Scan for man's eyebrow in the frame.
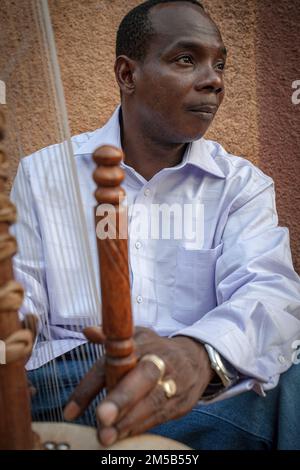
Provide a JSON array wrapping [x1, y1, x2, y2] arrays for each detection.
[[222, 46, 228, 57], [166, 40, 228, 57]]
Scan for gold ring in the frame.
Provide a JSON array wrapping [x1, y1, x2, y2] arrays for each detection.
[[140, 354, 166, 381], [158, 379, 177, 399]]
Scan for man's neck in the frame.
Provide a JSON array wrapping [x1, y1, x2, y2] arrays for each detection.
[[120, 109, 187, 181]]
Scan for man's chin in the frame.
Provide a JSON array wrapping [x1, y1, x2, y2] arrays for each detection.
[[179, 122, 213, 143], [181, 129, 208, 143], [163, 123, 210, 144]]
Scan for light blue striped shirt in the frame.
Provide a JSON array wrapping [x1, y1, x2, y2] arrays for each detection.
[[11, 107, 300, 402]]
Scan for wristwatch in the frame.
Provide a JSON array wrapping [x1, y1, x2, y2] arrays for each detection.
[[201, 344, 239, 401]]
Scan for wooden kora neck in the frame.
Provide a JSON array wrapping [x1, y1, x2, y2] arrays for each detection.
[[93, 145, 137, 390]]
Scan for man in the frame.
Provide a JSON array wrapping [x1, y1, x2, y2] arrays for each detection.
[[11, 0, 300, 449]]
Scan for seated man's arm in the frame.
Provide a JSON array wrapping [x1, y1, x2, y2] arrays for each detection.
[[10, 159, 49, 340], [171, 177, 300, 401]]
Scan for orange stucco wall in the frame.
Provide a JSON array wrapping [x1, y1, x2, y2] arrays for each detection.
[[0, 0, 299, 271]]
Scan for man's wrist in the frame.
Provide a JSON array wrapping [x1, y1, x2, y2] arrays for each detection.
[[171, 335, 215, 384], [171, 336, 239, 401]]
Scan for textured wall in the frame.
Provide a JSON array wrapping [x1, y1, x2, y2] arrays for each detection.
[[255, 0, 300, 273], [0, 0, 299, 271]]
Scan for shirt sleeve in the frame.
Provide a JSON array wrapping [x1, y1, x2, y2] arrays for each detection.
[[170, 177, 300, 402], [10, 159, 49, 335]]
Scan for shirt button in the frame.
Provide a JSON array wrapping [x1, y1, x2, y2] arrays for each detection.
[[135, 241, 142, 250], [278, 354, 286, 364], [144, 188, 151, 197], [136, 295, 143, 304]]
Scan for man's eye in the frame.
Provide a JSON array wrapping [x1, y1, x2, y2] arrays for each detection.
[[176, 55, 194, 65], [216, 62, 225, 71]]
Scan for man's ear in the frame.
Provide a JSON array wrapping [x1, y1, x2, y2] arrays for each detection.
[[114, 56, 138, 96]]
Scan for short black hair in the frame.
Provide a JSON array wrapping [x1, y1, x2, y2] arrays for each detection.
[[116, 0, 205, 61]]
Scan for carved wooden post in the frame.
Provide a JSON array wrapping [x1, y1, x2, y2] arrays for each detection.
[[0, 109, 34, 449], [93, 145, 137, 390]]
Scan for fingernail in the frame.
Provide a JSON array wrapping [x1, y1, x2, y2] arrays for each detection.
[[97, 402, 118, 426], [99, 427, 117, 447], [64, 401, 80, 421]]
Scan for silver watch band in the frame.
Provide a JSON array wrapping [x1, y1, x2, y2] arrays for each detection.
[[202, 344, 239, 400]]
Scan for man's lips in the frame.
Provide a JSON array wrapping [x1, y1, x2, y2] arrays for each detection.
[[187, 104, 218, 114], [186, 104, 218, 121]]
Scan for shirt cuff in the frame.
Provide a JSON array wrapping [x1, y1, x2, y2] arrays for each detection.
[[198, 378, 266, 405], [169, 317, 289, 402]]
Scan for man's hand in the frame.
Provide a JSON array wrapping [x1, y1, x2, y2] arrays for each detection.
[[4, 314, 38, 365], [64, 327, 214, 446]]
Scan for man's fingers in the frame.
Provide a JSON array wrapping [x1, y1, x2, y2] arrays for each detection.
[[97, 359, 162, 427], [114, 383, 169, 439], [83, 326, 106, 344], [5, 329, 33, 363], [22, 314, 38, 342], [83, 325, 156, 348], [83, 326, 153, 346], [64, 356, 106, 421], [99, 382, 177, 446], [127, 405, 176, 439], [65, 327, 162, 423]]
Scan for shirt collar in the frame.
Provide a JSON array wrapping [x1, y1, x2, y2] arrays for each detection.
[[184, 139, 225, 178], [73, 106, 121, 156], [74, 105, 225, 179]]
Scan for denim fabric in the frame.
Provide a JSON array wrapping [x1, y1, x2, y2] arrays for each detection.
[[150, 364, 300, 449], [28, 347, 300, 450]]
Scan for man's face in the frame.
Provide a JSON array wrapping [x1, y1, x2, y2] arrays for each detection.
[[132, 3, 226, 143]]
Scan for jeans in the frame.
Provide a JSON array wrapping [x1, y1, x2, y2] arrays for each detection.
[[28, 346, 300, 450], [150, 364, 300, 450]]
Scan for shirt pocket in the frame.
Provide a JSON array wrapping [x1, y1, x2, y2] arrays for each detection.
[[171, 242, 223, 325]]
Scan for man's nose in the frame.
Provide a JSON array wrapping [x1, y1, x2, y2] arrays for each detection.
[[194, 66, 224, 94]]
